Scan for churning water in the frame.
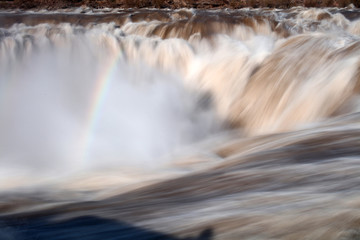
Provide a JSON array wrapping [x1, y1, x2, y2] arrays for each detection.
[[0, 6, 360, 240]]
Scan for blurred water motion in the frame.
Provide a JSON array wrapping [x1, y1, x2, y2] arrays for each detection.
[[1, 6, 360, 240]]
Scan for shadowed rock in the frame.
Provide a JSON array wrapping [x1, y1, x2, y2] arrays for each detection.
[[0, 216, 213, 240]]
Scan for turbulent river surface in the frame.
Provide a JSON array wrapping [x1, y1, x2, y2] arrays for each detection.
[[1, 6, 360, 240]]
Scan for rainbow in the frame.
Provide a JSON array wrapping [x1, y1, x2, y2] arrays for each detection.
[[79, 52, 123, 165]]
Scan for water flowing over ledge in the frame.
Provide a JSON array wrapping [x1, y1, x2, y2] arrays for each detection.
[[1, 7, 360, 240]]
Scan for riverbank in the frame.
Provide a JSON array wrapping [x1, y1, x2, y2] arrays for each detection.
[[0, 0, 359, 10]]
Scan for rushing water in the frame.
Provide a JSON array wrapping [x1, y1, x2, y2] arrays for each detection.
[[1, 6, 360, 240]]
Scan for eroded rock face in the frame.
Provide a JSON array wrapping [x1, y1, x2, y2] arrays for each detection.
[[0, 0, 359, 10]]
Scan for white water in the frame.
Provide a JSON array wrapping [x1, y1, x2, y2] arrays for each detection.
[[0, 37, 221, 186], [0, 7, 360, 190]]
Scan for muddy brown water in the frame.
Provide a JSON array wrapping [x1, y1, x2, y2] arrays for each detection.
[[1, 7, 360, 240]]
